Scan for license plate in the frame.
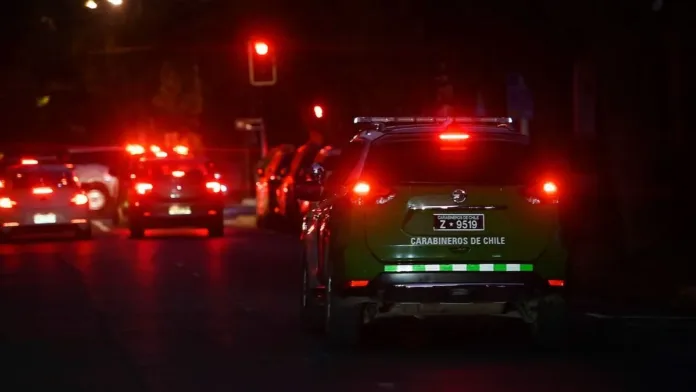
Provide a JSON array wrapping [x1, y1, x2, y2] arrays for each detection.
[[168, 205, 191, 215], [33, 213, 57, 224], [433, 214, 484, 231]]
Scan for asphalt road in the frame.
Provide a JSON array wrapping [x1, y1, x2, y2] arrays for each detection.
[[1, 219, 694, 392]]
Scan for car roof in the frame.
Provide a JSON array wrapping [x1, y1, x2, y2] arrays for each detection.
[[353, 124, 530, 145], [7, 164, 72, 173]]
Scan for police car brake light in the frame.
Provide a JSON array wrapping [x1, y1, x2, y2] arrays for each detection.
[[439, 133, 470, 141], [21, 158, 39, 165], [172, 170, 185, 178], [542, 181, 558, 194], [350, 181, 395, 206], [524, 180, 559, 204], [32, 186, 53, 195], [0, 197, 15, 208]]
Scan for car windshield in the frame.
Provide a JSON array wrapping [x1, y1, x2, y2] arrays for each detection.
[[8, 169, 77, 189], [363, 139, 536, 185]]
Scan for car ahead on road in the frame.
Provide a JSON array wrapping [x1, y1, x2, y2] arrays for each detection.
[[298, 116, 567, 347], [296, 145, 341, 218], [125, 150, 225, 238], [256, 144, 295, 229], [275, 142, 323, 232], [0, 158, 91, 240]]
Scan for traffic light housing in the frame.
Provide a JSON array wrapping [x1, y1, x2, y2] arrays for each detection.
[[248, 40, 277, 86]]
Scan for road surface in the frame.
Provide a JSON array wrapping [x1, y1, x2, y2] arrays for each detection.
[[0, 219, 693, 391]]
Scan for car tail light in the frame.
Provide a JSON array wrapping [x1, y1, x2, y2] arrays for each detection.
[[71, 193, 89, 205], [32, 186, 53, 195], [21, 158, 39, 165], [126, 144, 145, 155], [173, 145, 189, 155], [0, 180, 4, 188], [135, 182, 153, 195], [524, 180, 559, 204], [206, 181, 221, 193], [172, 170, 185, 178], [155, 151, 168, 158], [439, 133, 470, 141], [0, 197, 15, 208], [350, 180, 395, 205]]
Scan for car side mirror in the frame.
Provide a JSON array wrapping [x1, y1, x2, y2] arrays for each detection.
[[295, 163, 325, 201], [307, 163, 325, 184]]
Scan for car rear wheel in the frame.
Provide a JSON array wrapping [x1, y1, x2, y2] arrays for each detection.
[[519, 293, 569, 349], [301, 262, 324, 332], [129, 225, 145, 239], [75, 224, 92, 240], [324, 277, 365, 347], [208, 220, 224, 237], [84, 183, 111, 214]]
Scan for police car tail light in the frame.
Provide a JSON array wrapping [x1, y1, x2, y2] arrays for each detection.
[[524, 180, 559, 204], [439, 133, 470, 141], [32, 186, 53, 195], [0, 197, 16, 208], [350, 181, 395, 206], [71, 193, 89, 205], [135, 182, 153, 195], [206, 181, 222, 193]]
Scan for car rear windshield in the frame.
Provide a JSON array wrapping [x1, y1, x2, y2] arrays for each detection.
[[135, 161, 208, 180], [363, 140, 536, 185], [9, 170, 77, 189]]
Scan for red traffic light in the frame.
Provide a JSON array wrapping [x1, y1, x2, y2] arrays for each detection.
[[313, 105, 323, 118], [254, 42, 269, 56]]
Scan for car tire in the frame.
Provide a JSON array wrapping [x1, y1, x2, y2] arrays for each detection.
[[324, 278, 364, 347], [208, 220, 224, 237], [83, 183, 111, 214], [301, 262, 324, 333], [256, 215, 266, 229], [523, 293, 569, 350], [129, 225, 145, 239], [75, 224, 92, 240]]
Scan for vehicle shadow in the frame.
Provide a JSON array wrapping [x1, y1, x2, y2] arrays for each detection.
[[0, 254, 148, 391]]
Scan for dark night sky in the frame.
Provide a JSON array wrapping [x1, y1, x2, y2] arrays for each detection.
[[0, 0, 687, 148]]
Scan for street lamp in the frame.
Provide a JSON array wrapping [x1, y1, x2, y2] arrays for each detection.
[[107, 0, 123, 5], [85, 0, 97, 9]]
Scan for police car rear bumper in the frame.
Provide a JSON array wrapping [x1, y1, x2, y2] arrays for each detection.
[[339, 272, 557, 304]]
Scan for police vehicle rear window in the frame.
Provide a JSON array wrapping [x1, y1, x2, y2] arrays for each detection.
[[363, 140, 535, 185], [9, 170, 77, 189]]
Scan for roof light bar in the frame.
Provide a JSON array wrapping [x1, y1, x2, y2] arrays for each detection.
[[353, 116, 513, 125]]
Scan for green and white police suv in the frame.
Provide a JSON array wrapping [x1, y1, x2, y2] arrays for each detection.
[[298, 116, 568, 346]]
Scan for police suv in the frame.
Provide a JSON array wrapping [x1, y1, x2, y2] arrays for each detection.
[[298, 116, 567, 346], [0, 158, 91, 240]]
